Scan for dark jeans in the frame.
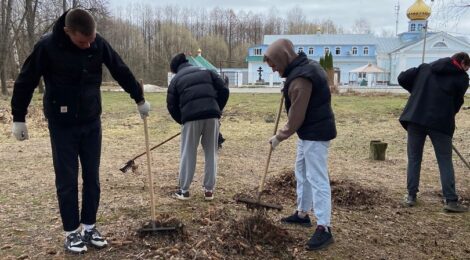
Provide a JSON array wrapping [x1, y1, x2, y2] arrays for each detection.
[[48, 119, 102, 231], [406, 123, 458, 202]]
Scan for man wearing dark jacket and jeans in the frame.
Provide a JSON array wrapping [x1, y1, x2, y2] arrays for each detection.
[[167, 53, 229, 201], [398, 52, 470, 212], [11, 9, 150, 253]]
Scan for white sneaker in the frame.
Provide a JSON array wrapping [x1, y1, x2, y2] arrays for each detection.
[[64, 231, 87, 253], [173, 190, 190, 200], [81, 227, 108, 249]]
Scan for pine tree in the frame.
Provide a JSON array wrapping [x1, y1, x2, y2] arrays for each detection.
[[326, 52, 333, 69], [319, 57, 325, 69]]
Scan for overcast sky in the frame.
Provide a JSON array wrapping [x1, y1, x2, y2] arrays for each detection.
[[108, 0, 470, 38]]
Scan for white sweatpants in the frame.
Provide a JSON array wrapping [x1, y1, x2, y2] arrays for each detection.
[[295, 139, 332, 227]]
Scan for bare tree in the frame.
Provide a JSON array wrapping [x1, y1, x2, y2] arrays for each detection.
[[428, 0, 470, 30], [352, 18, 372, 34]]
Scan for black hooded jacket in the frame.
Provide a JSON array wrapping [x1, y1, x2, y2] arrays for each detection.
[[166, 63, 229, 124], [11, 11, 144, 125], [398, 57, 469, 136]]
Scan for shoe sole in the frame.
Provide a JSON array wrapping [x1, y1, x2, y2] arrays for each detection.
[[402, 202, 416, 207], [86, 242, 108, 249], [443, 208, 468, 213], [204, 197, 214, 201], [173, 195, 190, 200], [64, 247, 87, 254], [281, 221, 313, 228], [305, 237, 334, 251]]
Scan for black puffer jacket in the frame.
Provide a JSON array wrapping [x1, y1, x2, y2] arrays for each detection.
[[398, 57, 469, 136], [283, 53, 337, 141], [11, 11, 144, 125], [167, 63, 229, 124]]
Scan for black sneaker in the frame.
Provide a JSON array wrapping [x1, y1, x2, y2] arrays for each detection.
[[280, 211, 312, 227], [64, 231, 87, 254], [82, 227, 108, 249], [173, 190, 190, 200], [403, 194, 417, 207], [306, 225, 334, 251], [443, 201, 468, 213]]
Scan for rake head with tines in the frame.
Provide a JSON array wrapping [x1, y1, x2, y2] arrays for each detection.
[[120, 160, 138, 173], [234, 194, 283, 211]]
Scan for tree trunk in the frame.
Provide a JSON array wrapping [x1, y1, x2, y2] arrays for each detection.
[[25, 0, 43, 93], [1, 66, 7, 96], [369, 140, 388, 161], [0, 0, 13, 96], [326, 68, 338, 94]]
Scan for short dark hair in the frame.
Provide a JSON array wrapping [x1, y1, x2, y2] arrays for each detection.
[[170, 53, 188, 73], [65, 8, 96, 36], [452, 52, 470, 66]]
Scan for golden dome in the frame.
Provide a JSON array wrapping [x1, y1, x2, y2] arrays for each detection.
[[407, 0, 431, 20]]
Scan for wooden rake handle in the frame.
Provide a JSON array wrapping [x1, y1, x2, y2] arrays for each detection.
[[140, 80, 156, 227], [452, 144, 470, 171], [257, 94, 284, 200]]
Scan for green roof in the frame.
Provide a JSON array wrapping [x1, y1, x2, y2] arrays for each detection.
[[187, 56, 204, 67], [194, 55, 218, 72], [245, 56, 264, 62]]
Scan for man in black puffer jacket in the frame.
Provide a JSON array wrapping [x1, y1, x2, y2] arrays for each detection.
[[399, 52, 470, 213], [167, 53, 229, 201], [10, 9, 150, 253]]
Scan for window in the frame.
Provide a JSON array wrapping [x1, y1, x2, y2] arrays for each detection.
[[324, 47, 330, 55], [298, 47, 304, 53], [308, 47, 314, 55], [433, 42, 448, 48], [418, 24, 423, 31], [359, 72, 366, 78], [254, 48, 262, 56], [352, 47, 358, 55], [335, 47, 341, 55], [363, 47, 369, 55], [410, 24, 416, 31]]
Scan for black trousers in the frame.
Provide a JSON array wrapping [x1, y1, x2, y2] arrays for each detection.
[[48, 119, 101, 232], [406, 123, 458, 202]]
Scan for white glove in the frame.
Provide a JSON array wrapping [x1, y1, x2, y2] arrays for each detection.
[[12, 122, 29, 141], [269, 135, 280, 150], [137, 101, 150, 119]]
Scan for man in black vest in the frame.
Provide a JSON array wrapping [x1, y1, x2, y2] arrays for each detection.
[[167, 53, 229, 201], [264, 38, 337, 250], [11, 9, 150, 253], [399, 52, 470, 212]]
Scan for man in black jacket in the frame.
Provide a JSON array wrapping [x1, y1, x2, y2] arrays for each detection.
[[10, 9, 150, 253], [399, 52, 470, 212], [167, 53, 229, 201]]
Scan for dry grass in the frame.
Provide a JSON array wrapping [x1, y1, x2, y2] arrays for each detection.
[[0, 92, 469, 259]]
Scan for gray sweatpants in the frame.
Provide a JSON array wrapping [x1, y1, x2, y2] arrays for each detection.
[[179, 118, 219, 192]]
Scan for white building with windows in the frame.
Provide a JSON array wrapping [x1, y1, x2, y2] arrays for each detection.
[[246, 0, 470, 86]]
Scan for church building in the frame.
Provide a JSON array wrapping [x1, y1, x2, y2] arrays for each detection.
[[246, 0, 470, 86]]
